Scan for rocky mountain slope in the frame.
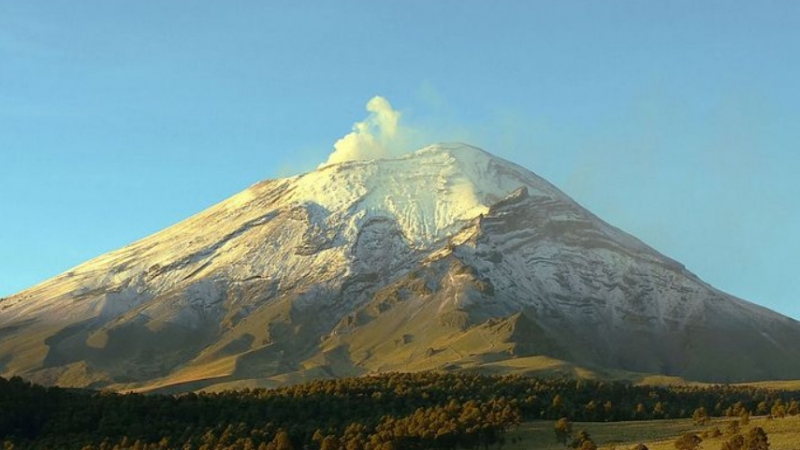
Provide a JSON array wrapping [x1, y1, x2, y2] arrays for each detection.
[[2, 143, 800, 391]]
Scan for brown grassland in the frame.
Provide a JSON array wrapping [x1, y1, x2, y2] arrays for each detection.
[[506, 415, 800, 450]]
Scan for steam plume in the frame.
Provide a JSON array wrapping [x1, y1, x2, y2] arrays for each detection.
[[322, 96, 410, 167]]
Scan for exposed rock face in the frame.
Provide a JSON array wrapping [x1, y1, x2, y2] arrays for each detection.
[[2, 143, 800, 391]]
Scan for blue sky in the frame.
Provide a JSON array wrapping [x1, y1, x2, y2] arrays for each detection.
[[2, 2, 799, 319]]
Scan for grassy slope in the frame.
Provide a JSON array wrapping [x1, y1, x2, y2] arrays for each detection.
[[507, 415, 800, 450], [736, 380, 800, 391]]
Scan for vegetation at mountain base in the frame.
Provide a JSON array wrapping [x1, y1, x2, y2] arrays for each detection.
[[1, 372, 800, 450], [673, 433, 702, 450]]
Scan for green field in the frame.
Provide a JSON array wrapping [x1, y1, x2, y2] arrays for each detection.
[[507, 415, 800, 450]]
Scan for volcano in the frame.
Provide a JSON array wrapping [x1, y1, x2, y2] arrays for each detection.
[[2, 143, 800, 392]]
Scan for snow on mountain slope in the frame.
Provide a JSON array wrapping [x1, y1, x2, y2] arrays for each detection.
[[2, 143, 800, 390], [0, 144, 550, 325], [291, 143, 545, 245]]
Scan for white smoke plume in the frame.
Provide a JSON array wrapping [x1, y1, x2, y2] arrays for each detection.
[[322, 96, 412, 167]]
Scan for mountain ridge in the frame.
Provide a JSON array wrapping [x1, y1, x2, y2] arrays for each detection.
[[2, 143, 800, 391]]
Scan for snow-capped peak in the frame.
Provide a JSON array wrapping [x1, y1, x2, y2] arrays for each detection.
[[286, 143, 557, 247]]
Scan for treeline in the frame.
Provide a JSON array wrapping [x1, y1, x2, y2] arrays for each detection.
[[0, 373, 798, 450]]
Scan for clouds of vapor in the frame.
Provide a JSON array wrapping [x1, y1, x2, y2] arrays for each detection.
[[322, 96, 411, 167]]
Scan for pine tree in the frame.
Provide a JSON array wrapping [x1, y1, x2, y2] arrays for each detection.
[[320, 436, 339, 450], [272, 431, 294, 450], [740, 410, 751, 426], [653, 401, 666, 419], [692, 407, 709, 426], [673, 433, 702, 450], [787, 400, 800, 416], [634, 403, 647, 419], [720, 435, 743, 450], [553, 418, 572, 446], [552, 395, 564, 412], [571, 430, 593, 449], [770, 400, 786, 419], [743, 427, 769, 450]]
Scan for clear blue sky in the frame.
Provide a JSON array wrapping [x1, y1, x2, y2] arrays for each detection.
[[2, 2, 799, 319]]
